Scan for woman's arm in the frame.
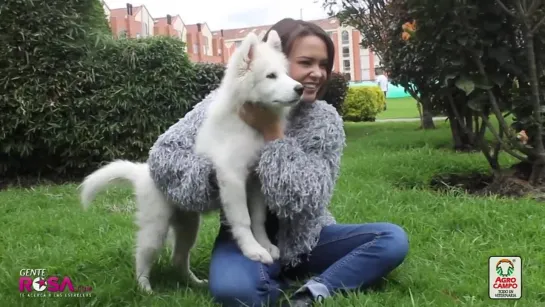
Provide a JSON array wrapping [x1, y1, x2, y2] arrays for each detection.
[[147, 93, 219, 212], [256, 102, 346, 218]]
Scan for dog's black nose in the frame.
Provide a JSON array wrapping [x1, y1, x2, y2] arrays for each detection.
[[294, 84, 304, 96]]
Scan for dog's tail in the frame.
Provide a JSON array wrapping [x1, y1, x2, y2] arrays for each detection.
[[79, 160, 149, 209]]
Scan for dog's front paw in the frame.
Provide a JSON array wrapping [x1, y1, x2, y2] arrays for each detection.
[[242, 245, 274, 264], [263, 243, 280, 260], [255, 236, 280, 260]]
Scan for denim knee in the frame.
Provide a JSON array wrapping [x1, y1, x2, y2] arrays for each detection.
[[209, 280, 255, 306], [209, 274, 276, 307], [382, 223, 409, 265]]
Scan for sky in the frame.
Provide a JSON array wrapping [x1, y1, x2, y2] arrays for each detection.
[[104, 0, 333, 31]]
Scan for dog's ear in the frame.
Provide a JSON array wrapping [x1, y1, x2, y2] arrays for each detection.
[[266, 30, 282, 52], [241, 32, 259, 67]]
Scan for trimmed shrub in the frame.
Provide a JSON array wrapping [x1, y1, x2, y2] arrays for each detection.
[[322, 72, 349, 116], [68, 37, 196, 170], [1, 10, 196, 178], [342, 86, 386, 122], [0, 0, 114, 177], [190, 62, 225, 105]]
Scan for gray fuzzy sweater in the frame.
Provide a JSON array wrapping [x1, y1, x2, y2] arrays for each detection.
[[147, 90, 346, 267]]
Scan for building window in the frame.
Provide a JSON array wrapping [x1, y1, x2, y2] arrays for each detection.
[[342, 30, 349, 44], [343, 59, 351, 70], [193, 44, 198, 54], [203, 36, 209, 55], [343, 73, 351, 81], [342, 47, 350, 58], [235, 40, 242, 48]]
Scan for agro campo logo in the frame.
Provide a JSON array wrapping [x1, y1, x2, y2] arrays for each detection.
[[489, 256, 521, 299], [19, 269, 92, 298]]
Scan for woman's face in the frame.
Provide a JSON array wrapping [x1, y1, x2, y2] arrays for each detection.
[[287, 35, 329, 103]]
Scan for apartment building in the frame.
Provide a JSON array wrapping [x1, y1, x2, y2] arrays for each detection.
[[104, 3, 381, 81], [108, 4, 155, 39], [211, 18, 382, 81], [184, 23, 230, 64], [105, 3, 226, 64]]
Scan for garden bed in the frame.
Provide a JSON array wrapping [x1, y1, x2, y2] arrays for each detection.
[[430, 162, 545, 200]]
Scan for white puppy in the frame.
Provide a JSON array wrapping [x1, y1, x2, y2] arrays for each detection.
[[79, 30, 303, 293], [194, 29, 303, 264]]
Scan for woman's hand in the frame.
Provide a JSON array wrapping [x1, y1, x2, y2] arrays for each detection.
[[239, 103, 284, 141]]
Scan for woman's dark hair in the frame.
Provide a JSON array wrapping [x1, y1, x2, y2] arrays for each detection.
[[262, 18, 336, 100]]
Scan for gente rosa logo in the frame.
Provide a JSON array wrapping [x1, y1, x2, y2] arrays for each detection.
[[19, 269, 93, 297]]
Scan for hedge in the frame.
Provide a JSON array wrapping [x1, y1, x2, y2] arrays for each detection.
[[0, 0, 205, 177], [1, 36, 201, 177], [191, 63, 225, 104], [342, 86, 386, 122]]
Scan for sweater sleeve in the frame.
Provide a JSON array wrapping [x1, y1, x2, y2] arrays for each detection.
[[256, 103, 346, 219], [147, 94, 220, 213]]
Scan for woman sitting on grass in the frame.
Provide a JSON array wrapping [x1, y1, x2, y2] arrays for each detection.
[[147, 18, 409, 307]]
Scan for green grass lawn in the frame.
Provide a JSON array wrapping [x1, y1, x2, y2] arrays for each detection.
[[2, 121, 544, 306], [377, 97, 421, 120]]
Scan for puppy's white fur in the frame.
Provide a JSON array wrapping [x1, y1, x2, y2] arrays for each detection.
[[79, 30, 303, 293]]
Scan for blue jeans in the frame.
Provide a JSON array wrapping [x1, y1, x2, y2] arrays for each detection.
[[208, 222, 409, 306]]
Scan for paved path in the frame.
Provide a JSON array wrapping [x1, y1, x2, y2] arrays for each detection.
[[375, 116, 447, 123]]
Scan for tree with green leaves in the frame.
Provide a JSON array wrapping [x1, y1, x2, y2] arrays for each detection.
[[324, 0, 437, 131], [325, 0, 545, 188]]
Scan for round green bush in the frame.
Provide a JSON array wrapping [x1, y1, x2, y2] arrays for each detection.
[[342, 86, 386, 122]]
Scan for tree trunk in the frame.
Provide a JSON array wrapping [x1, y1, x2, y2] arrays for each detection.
[[446, 104, 461, 148], [422, 109, 435, 129], [416, 101, 424, 128], [446, 98, 475, 151], [463, 104, 476, 145], [420, 97, 436, 129]]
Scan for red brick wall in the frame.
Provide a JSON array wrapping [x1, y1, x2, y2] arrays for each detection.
[[351, 30, 361, 80], [110, 16, 142, 38], [185, 31, 228, 64], [108, 13, 229, 65], [154, 25, 178, 37]]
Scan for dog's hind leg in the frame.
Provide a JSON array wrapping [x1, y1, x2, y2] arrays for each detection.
[[134, 193, 172, 293], [170, 209, 208, 287], [247, 180, 280, 260], [216, 169, 274, 264]]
